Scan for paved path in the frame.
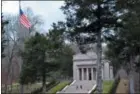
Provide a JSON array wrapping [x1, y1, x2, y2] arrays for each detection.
[[116, 79, 129, 93], [58, 80, 96, 93], [116, 68, 140, 93]]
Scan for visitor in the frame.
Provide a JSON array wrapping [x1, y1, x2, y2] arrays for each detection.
[[80, 85, 82, 89], [76, 86, 78, 89]]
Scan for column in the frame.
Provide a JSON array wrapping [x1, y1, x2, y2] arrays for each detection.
[[82, 68, 84, 80], [91, 68, 93, 80], [102, 65, 104, 80], [83, 68, 87, 80], [88, 68, 92, 80], [93, 68, 96, 80], [86, 68, 89, 80], [79, 68, 82, 80], [77, 68, 79, 80]]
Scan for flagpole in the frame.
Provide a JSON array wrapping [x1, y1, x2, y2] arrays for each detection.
[[19, 1, 24, 94], [19, 0, 24, 41], [19, 0, 21, 10]]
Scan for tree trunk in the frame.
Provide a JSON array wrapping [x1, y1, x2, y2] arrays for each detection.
[[10, 66, 13, 93], [129, 55, 135, 72], [96, 30, 102, 93], [96, 0, 102, 93], [42, 70, 46, 93], [20, 84, 24, 94], [4, 84, 7, 93]]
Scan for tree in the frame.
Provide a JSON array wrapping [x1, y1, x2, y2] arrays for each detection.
[[56, 44, 74, 77], [2, 7, 44, 93], [1, 14, 8, 58], [105, 0, 140, 73], [61, 0, 121, 93], [20, 31, 62, 92], [46, 22, 74, 78]]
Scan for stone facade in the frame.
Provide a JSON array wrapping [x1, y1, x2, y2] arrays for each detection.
[[73, 51, 114, 81], [58, 51, 114, 93]]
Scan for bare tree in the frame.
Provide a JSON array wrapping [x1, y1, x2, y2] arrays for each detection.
[[2, 7, 44, 93]]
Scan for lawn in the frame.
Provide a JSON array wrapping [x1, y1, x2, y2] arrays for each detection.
[[103, 80, 114, 93], [48, 81, 70, 94], [2, 82, 43, 93]]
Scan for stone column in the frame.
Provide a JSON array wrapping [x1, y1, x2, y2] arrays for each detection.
[[87, 68, 89, 80], [82, 68, 84, 80], [102, 65, 104, 80], [77, 68, 79, 80], [73, 63, 76, 80], [91, 68, 94, 80]]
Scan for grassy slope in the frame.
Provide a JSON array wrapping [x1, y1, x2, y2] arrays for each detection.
[[92, 80, 114, 94], [3, 83, 42, 93], [48, 81, 70, 94], [103, 80, 114, 93]]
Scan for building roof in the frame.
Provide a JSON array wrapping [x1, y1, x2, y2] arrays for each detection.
[[73, 51, 107, 61], [73, 51, 97, 61]]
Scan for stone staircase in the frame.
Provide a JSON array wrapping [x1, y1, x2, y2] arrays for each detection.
[[57, 80, 96, 93]]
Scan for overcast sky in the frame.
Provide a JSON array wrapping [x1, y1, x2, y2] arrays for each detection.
[[2, 1, 66, 32]]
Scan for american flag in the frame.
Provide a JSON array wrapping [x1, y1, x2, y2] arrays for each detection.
[[20, 9, 31, 29]]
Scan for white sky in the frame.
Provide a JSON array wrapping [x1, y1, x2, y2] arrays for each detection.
[[2, 1, 66, 32]]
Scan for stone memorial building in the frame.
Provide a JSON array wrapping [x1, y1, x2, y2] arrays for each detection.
[[57, 44, 114, 93]]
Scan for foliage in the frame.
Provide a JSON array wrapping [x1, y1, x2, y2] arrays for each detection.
[[48, 81, 70, 94], [56, 45, 74, 77], [47, 22, 74, 77], [105, 0, 140, 72], [1, 14, 9, 58], [20, 32, 59, 86], [31, 80, 57, 94], [61, 0, 121, 47], [19, 21, 74, 92], [2, 8, 44, 94], [61, 0, 121, 93]]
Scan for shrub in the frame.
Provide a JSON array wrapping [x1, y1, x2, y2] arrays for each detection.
[[31, 80, 57, 94]]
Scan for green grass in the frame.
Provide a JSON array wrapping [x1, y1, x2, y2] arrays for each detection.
[[2, 82, 42, 93], [48, 81, 70, 94], [91, 80, 114, 94], [103, 80, 114, 93]]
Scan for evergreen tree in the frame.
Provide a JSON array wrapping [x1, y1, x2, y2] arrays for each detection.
[[105, 0, 140, 72], [61, 0, 121, 92], [20, 32, 59, 92]]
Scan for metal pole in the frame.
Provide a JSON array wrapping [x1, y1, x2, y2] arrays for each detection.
[[19, 1, 24, 94]]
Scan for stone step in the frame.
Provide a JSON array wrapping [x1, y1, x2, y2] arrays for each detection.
[[59, 81, 96, 93]]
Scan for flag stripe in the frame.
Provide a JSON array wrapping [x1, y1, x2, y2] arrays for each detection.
[[21, 15, 31, 26], [20, 18, 29, 27], [20, 9, 31, 29], [20, 15, 31, 27], [20, 18, 30, 28]]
